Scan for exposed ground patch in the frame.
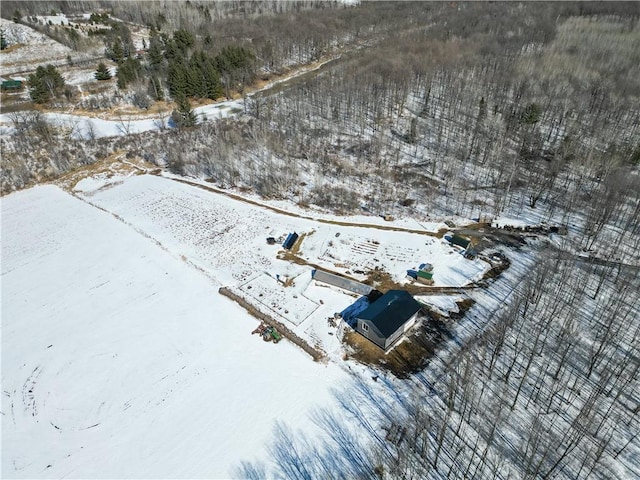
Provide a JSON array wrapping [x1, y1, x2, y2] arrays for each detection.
[[343, 318, 444, 378], [54, 152, 157, 192]]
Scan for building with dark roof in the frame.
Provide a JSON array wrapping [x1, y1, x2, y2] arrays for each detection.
[[311, 269, 373, 296], [355, 290, 422, 350], [282, 232, 299, 250]]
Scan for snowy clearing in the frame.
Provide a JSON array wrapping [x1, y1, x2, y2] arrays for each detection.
[[1, 185, 354, 478], [74, 173, 489, 357], [414, 294, 463, 317]]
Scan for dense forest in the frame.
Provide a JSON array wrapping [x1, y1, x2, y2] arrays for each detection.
[[1, 3, 639, 476]]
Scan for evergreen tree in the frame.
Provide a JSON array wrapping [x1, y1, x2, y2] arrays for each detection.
[[202, 59, 223, 99], [147, 32, 164, 68], [185, 65, 203, 98], [173, 29, 194, 51], [28, 65, 65, 103], [167, 58, 188, 97], [44, 65, 65, 90], [116, 58, 142, 89], [171, 95, 196, 128], [0, 28, 8, 50], [108, 40, 124, 63], [215, 45, 256, 97], [520, 103, 542, 125], [28, 76, 50, 103], [94, 62, 112, 81], [163, 38, 179, 61]]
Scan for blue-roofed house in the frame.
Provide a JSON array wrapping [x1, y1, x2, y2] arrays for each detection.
[[355, 290, 422, 350]]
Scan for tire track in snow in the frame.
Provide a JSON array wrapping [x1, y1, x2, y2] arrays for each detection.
[[21, 366, 43, 419]]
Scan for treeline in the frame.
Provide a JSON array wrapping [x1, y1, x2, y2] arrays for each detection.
[[5, 4, 639, 260], [162, 34, 255, 100], [0, 0, 340, 23], [237, 2, 639, 221], [1, 1, 448, 72], [4, 2, 640, 248], [98, 22, 256, 101]]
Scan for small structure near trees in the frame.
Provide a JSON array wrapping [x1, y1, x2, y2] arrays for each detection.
[[282, 232, 299, 250], [355, 290, 422, 350], [1, 79, 23, 91], [446, 233, 473, 250]]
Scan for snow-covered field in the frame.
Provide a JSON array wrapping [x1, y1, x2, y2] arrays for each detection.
[[72, 174, 488, 353], [1, 185, 354, 478], [1, 171, 493, 477]]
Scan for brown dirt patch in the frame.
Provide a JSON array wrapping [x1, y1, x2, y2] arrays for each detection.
[[43, 100, 175, 120], [0, 43, 26, 54], [449, 298, 476, 320], [343, 318, 444, 378], [363, 267, 396, 290], [477, 252, 511, 284], [54, 151, 156, 191]]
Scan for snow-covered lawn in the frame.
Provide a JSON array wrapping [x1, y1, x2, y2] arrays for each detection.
[[63, 65, 117, 86], [1, 185, 352, 478]]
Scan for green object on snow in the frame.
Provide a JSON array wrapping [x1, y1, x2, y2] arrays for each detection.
[[417, 270, 433, 280], [450, 234, 471, 249], [1, 79, 22, 91]]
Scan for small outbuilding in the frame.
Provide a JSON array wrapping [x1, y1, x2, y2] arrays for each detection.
[[448, 233, 472, 250], [416, 270, 434, 285], [282, 232, 299, 250], [311, 269, 373, 296], [1, 79, 23, 91], [355, 290, 422, 350]]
